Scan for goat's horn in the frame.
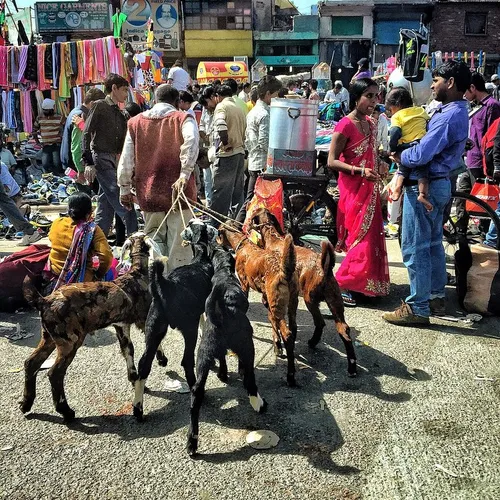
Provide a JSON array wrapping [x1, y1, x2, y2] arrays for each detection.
[[144, 236, 163, 258]]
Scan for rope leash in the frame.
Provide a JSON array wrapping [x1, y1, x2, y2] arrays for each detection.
[[180, 193, 244, 234], [152, 190, 182, 240]]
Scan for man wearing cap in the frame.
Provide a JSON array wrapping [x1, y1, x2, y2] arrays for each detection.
[[324, 80, 349, 113], [167, 59, 192, 91], [33, 98, 64, 175], [491, 74, 500, 100]]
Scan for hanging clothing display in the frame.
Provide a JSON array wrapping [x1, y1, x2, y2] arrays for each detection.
[[0, 36, 127, 91]]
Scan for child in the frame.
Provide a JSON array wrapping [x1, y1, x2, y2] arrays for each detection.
[[386, 87, 431, 210]]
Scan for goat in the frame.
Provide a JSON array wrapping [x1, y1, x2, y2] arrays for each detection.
[[20, 232, 166, 421], [219, 227, 299, 387], [187, 246, 266, 456], [250, 209, 357, 377], [133, 220, 218, 422]]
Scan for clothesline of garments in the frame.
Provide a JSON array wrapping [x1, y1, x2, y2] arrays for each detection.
[[0, 85, 153, 136], [0, 36, 128, 98]]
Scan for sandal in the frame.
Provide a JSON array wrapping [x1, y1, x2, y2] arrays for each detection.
[[342, 291, 357, 307]]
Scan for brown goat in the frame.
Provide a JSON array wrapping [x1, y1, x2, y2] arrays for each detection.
[[250, 209, 357, 377], [219, 227, 299, 386], [20, 233, 165, 421]]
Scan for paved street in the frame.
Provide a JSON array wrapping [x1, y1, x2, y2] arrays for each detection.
[[0, 236, 499, 500]]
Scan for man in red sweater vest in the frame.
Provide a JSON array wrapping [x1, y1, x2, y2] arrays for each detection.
[[118, 85, 199, 270]]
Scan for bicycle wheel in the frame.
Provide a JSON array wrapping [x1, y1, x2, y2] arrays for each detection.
[[283, 184, 337, 248], [444, 191, 500, 280]]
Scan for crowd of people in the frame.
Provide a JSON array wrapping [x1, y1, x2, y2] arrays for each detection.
[[1, 56, 499, 324]]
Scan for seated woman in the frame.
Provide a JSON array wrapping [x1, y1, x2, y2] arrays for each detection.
[[47, 192, 113, 292]]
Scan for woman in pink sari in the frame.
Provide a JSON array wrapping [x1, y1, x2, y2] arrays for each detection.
[[328, 78, 390, 306]]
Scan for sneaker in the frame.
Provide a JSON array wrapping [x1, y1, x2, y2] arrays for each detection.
[[429, 297, 446, 316], [18, 230, 43, 246], [382, 302, 430, 325]]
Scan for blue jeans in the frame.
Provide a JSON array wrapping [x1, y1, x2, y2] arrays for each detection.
[[203, 166, 213, 207], [42, 143, 63, 175], [93, 152, 138, 237], [484, 199, 500, 248], [402, 178, 451, 317]]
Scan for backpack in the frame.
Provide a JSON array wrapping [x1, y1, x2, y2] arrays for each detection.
[[398, 29, 428, 82], [481, 116, 500, 177]]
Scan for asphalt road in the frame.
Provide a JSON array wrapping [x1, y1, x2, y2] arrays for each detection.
[[0, 237, 499, 500]]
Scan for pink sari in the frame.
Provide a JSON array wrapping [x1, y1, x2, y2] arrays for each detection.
[[334, 117, 390, 296]]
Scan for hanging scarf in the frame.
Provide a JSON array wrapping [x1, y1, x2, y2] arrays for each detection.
[[52, 220, 97, 292]]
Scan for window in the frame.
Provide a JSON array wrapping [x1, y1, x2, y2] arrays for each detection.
[[331, 16, 363, 37], [465, 13, 487, 35], [185, 1, 252, 30]]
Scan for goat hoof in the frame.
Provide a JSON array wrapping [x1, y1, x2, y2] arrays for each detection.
[[348, 370, 358, 378], [287, 375, 298, 388], [259, 398, 268, 414], [62, 408, 76, 422], [217, 372, 228, 383], [186, 438, 198, 457], [308, 338, 320, 349], [133, 404, 144, 422], [19, 398, 34, 414]]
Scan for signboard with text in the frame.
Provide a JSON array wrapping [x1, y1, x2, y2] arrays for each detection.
[[121, 0, 180, 52], [35, 1, 112, 32]]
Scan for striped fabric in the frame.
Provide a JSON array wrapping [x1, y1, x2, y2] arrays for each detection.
[[36, 115, 63, 144]]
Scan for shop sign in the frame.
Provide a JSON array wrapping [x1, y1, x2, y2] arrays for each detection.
[[35, 1, 112, 32], [121, 0, 180, 52]]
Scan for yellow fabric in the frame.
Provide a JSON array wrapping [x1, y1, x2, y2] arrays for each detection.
[[247, 101, 254, 111], [391, 106, 429, 145], [48, 217, 113, 282]]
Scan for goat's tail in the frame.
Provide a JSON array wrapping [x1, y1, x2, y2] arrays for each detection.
[[22, 275, 44, 309], [149, 258, 166, 300], [320, 240, 336, 281], [281, 234, 296, 283]]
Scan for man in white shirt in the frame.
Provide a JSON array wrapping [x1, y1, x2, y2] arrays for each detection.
[[167, 60, 192, 91], [238, 83, 251, 103], [324, 80, 349, 113]]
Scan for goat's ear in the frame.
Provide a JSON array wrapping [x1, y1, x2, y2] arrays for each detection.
[[120, 239, 132, 262]]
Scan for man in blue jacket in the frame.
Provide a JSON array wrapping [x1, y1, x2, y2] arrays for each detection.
[[383, 60, 471, 324]]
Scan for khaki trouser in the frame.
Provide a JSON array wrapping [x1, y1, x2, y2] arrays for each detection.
[[143, 209, 193, 273]]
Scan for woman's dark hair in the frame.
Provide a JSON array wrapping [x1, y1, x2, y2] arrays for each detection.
[[470, 71, 486, 92], [348, 77, 378, 111], [385, 87, 413, 109], [309, 79, 318, 90], [432, 60, 472, 93], [67, 192, 92, 222]]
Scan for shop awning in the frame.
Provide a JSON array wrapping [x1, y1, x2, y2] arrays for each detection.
[[196, 61, 248, 84]]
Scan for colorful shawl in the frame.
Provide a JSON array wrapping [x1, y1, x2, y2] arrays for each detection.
[[52, 221, 96, 292]]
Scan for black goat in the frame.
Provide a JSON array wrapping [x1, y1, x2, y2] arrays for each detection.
[[133, 221, 217, 421], [187, 246, 266, 456]]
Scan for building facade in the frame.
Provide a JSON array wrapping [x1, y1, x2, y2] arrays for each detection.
[[183, 0, 253, 71], [430, 0, 500, 76], [253, 14, 320, 75]]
